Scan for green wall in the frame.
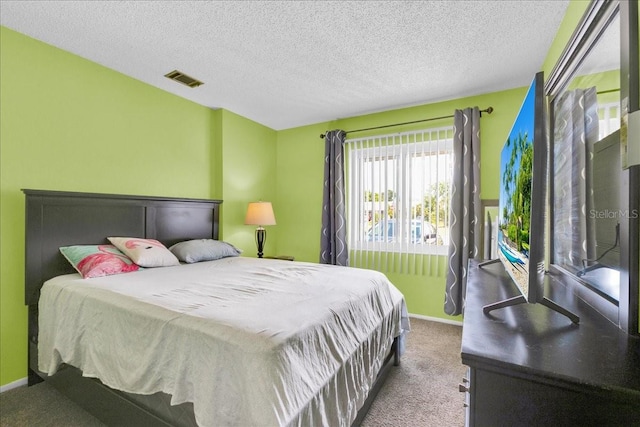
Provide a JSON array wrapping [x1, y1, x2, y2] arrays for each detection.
[[0, 26, 274, 387], [216, 109, 278, 254], [275, 88, 527, 320]]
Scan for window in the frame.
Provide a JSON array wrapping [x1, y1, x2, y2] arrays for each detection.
[[345, 127, 452, 258], [599, 101, 620, 139]]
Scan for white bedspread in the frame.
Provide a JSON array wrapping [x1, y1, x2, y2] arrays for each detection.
[[39, 257, 408, 427]]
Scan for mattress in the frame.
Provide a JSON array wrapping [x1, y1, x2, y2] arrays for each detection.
[[38, 257, 409, 427]]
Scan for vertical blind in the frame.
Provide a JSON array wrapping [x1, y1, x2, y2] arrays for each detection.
[[345, 126, 453, 275], [599, 101, 620, 139]]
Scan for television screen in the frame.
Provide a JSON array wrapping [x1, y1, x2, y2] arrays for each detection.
[[482, 72, 578, 323], [497, 73, 543, 303]]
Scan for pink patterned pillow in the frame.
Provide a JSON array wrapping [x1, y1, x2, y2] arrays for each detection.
[[60, 245, 140, 279], [108, 237, 179, 267]]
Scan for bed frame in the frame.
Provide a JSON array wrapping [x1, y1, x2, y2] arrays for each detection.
[[23, 189, 399, 427]]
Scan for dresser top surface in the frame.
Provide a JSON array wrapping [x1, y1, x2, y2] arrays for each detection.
[[462, 259, 640, 393]]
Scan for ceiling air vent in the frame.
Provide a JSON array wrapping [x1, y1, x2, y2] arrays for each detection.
[[164, 70, 204, 88]]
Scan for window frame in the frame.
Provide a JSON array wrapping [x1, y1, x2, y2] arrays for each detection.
[[345, 128, 453, 256]]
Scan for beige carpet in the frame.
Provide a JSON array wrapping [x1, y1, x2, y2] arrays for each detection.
[[361, 318, 465, 427], [0, 318, 465, 426]]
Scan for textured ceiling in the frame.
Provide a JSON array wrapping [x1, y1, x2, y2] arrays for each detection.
[[0, 0, 570, 130]]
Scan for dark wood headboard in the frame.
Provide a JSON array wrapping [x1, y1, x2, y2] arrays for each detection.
[[23, 189, 222, 306]]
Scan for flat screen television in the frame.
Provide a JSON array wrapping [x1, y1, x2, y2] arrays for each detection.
[[480, 72, 579, 324]]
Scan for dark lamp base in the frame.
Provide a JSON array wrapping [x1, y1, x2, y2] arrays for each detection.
[[255, 227, 266, 258]]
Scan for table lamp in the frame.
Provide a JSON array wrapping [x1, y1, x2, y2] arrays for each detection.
[[244, 201, 276, 258]]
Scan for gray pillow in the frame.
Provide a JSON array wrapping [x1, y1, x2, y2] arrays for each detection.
[[169, 239, 242, 263]]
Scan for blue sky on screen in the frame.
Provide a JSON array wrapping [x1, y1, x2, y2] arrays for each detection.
[[498, 76, 536, 220]]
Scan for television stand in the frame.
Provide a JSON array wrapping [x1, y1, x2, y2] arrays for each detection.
[[478, 259, 580, 324]]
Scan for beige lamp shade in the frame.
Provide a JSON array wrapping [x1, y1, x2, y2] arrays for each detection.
[[244, 202, 276, 226]]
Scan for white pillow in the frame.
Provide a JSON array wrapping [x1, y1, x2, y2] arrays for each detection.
[[108, 237, 180, 268]]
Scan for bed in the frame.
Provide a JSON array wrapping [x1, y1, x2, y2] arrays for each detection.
[[23, 189, 409, 427]]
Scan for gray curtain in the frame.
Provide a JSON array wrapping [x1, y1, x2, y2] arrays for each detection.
[[552, 88, 599, 269], [444, 107, 481, 316], [320, 130, 348, 266]]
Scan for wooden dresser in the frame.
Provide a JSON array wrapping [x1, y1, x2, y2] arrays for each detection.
[[461, 259, 640, 426]]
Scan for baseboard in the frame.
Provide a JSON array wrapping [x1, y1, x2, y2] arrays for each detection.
[[409, 313, 463, 327], [0, 377, 28, 393]]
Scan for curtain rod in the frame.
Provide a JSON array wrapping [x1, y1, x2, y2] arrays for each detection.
[[319, 106, 493, 139]]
